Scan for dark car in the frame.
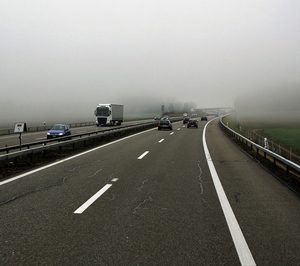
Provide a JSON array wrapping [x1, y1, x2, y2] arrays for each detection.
[[47, 124, 71, 139], [183, 117, 190, 124], [201, 116, 208, 121], [158, 119, 172, 130], [187, 119, 198, 128], [161, 116, 169, 120]]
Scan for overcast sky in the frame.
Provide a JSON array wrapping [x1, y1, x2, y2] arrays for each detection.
[[0, 0, 300, 123]]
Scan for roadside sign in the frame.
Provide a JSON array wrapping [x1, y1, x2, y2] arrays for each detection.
[[14, 122, 27, 133]]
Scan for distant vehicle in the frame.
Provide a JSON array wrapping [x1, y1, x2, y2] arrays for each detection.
[[187, 119, 198, 128], [158, 119, 173, 130], [94, 104, 124, 126], [154, 116, 160, 120], [201, 116, 208, 121], [47, 124, 71, 139], [183, 117, 190, 124], [161, 116, 169, 120]]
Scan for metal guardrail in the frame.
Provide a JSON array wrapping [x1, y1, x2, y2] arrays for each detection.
[[0, 118, 182, 163], [219, 116, 300, 179]]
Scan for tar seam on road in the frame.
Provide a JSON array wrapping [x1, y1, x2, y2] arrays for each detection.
[[202, 118, 256, 266], [138, 151, 149, 160], [158, 139, 164, 143], [203, 118, 256, 266], [0, 127, 157, 187], [74, 184, 112, 214]]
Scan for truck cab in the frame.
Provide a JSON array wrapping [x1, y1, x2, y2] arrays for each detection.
[[94, 104, 124, 126]]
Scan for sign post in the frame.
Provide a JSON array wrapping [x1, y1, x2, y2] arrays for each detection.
[[14, 122, 27, 149]]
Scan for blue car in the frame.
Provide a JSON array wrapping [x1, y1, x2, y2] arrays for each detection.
[[47, 124, 71, 139]]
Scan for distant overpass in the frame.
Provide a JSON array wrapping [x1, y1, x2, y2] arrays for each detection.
[[195, 107, 233, 116]]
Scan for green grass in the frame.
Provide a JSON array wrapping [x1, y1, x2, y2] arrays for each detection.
[[262, 128, 300, 151], [223, 114, 300, 154]]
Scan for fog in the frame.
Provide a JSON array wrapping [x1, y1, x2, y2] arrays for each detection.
[[235, 84, 300, 127], [1, 0, 300, 126]]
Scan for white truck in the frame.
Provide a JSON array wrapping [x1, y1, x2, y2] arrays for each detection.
[[94, 104, 124, 126]]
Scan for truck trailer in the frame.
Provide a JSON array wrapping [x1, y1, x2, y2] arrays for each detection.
[[94, 104, 124, 126]]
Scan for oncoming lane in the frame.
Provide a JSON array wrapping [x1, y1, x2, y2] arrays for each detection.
[[0, 119, 155, 148]]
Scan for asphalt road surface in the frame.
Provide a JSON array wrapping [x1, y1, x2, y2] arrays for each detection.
[[0, 119, 299, 265]]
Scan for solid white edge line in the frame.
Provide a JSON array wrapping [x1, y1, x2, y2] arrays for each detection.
[[203, 118, 256, 266], [0, 127, 157, 187], [74, 184, 112, 214], [158, 139, 164, 143], [137, 151, 149, 160]]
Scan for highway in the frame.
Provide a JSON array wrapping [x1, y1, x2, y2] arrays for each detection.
[[0, 118, 300, 265]]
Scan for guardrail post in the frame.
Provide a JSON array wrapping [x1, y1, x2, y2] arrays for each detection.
[[264, 138, 269, 149]]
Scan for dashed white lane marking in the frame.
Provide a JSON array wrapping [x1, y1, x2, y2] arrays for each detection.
[[170, 132, 174, 135], [158, 139, 164, 143], [182, 125, 185, 128], [203, 118, 256, 266], [138, 151, 149, 160], [0, 127, 157, 187], [74, 184, 112, 214], [177, 128, 181, 131], [111, 178, 119, 182]]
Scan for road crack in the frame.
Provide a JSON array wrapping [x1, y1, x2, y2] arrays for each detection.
[[137, 178, 149, 192], [88, 169, 103, 178], [133, 196, 153, 214], [197, 161, 204, 194], [109, 192, 116, 201]]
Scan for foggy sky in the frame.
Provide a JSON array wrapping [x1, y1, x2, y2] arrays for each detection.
[[1, 0, 300, 125]]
